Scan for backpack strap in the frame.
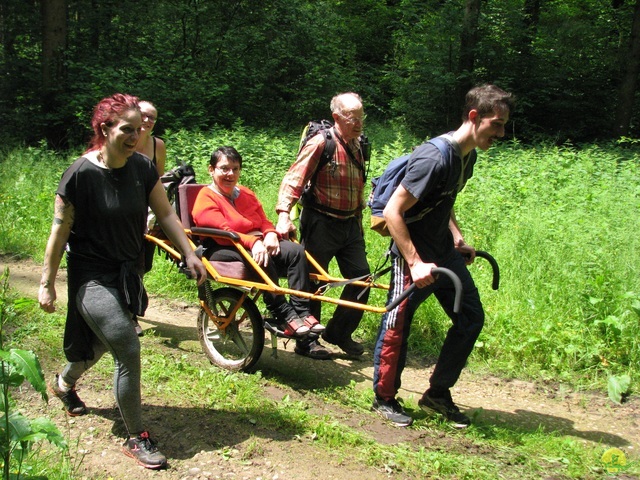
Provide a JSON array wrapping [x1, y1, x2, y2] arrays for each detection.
[[310, 127, 367, 188], [316, 129, 336, 179], [301, 128, 367, 217], [430, 134, 470, 192], [304, 129, 335, 196], [427, 135, 453, 162], [334, 132, 366, 180], [402, 135, 456, 225]]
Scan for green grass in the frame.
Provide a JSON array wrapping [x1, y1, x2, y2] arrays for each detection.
[[1, 127, 640, 477], [455, 141, 640, 389], [4, 286, 640, 479], [1, 128, 639, 390]]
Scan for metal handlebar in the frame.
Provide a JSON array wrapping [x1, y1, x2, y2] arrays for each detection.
[[191, 227, 240, 240], [383, 250, 499, 314], [474, 250, 500, 290], [385, 267, 463, 313]]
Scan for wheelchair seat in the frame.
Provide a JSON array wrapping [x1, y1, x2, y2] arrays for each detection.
[[177, 183, 254, 280]]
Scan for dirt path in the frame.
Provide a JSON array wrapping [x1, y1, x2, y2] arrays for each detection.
[[2, 255, 639, 479]]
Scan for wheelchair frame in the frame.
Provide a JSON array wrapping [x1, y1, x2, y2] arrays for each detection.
[[144, 183, 496, 372]]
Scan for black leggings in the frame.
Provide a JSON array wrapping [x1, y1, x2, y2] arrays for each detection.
[[61, 281, 143, 435], [208, 239, 311, 319]]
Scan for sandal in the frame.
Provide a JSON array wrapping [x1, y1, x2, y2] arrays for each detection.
[[302, 315, 325, 334], [283, 316, 310, 337]]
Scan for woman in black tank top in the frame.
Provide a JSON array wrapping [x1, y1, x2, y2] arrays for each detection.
[[136, 100, 166, 175]]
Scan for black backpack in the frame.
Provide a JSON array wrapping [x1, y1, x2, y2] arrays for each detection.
[[145, 162, 197, 272], [298, 119, 371, 213], [298, 119, 337, 170], [161, 162, 197, 214], [147, 162, 197, 235]]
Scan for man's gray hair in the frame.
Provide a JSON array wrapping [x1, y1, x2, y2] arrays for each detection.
[[330, 92, 363, 114]]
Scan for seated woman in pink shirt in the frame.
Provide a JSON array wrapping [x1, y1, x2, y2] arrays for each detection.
[[192, 146, 323, 337]]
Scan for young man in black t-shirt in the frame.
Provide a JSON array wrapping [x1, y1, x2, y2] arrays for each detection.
[[372, 85, 515, 428]]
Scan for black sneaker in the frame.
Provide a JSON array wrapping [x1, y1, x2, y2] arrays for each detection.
[[294, 339, 331, 360], [372, 396, 413, 427], [321, 332, 364, 356], [122, 431, 167, 469], [418, 390, 471, 429], [48, 374, 87, 416]]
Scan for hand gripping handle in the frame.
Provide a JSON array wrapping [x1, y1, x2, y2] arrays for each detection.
[[385, 267, 463, 313]]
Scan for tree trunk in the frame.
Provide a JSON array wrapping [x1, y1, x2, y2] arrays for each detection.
[[456, 0, 481, 117], [41, 0, 66, 93], [40, 0, 67, 146], [522, 0, 541, 56], [613, 0, 640, 137]]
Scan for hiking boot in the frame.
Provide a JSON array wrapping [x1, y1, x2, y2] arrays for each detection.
[[48, 374, 87, 416], [321, 332, 364, 356], [122, 431, 167, 469], [372, 397, 413, 427], [301, 315, 325, 334], [418, 390, 471, 429], [294, 339, 331, 360]]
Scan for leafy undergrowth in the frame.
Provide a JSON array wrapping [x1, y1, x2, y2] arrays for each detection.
[[2, 283, 638, 480], [2, 136, 640, 392], [1, 135, 640, 478]]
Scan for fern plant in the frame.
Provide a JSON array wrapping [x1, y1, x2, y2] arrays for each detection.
[[0, 268, 67, 479]]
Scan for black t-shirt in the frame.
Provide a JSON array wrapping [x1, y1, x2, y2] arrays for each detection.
[[57, 152, 159, 264], [395, 138, 477, 263]]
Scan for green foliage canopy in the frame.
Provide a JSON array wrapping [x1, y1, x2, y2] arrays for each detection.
[[1, 0, 639, 145]]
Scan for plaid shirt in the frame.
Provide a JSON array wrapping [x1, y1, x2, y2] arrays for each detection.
[[276, 128, 366, 219]]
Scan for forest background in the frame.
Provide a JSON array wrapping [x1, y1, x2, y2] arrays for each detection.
[[1, 2, 640, 477], [3, 0, 640, 147]]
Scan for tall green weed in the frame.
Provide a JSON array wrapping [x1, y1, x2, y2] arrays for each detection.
[[1, 130, 639, 392], [455, 142, 640, 388], [0, 268, 68, 479], [0, 144, 73, 258]]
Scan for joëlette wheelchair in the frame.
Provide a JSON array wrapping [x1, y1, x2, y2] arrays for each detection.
[[145, 183, 499, 373]]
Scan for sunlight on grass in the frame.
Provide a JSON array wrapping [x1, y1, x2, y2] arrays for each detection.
[[2, 129, 640, 479], [5, 288, 639, 479], [2, 133, 639, 389]]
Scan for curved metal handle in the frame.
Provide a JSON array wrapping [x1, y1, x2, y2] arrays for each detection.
[[385, 267, 463, 313], [474, 250, 500, 290]]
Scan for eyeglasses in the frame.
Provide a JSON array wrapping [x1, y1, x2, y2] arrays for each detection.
[[337, 112, 366, 125], [142, 114, 157, 123], [215, 166, 241, 175]]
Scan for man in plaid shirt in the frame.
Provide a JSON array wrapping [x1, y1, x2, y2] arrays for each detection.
[[276, 92, 370, 360]]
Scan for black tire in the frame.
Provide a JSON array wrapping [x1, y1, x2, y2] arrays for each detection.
[[197, 285, 265, 372]]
